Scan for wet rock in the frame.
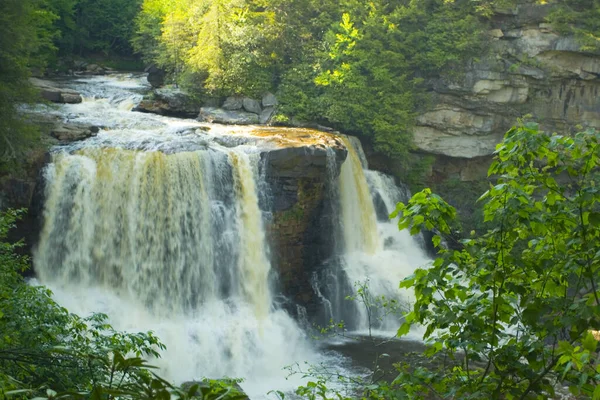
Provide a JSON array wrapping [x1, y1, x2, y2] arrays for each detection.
[[145, 65, 165, 88], [29, 78, 82, 104], [198, 107, 259, 125], [262, 143, 346, 179], [82, 64, 109, 75], [222, 96, 243, 110], [134, 87, 200, 118], [50, 124, 99, 142], [242, 97, 262, 114]]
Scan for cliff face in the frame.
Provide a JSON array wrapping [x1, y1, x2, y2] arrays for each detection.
[[413, 2, 599, 166], [260, 132, 347, 316]]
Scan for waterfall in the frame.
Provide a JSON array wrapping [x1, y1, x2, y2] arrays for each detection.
[[35, 143, 318, 397], [337, 136, 381, 255], [31, 73, 428, 398], [314, 136, 429, 332]]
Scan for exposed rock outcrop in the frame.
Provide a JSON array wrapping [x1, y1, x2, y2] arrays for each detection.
[[257, 129, 348, 314], [413, 3, 600, 162], [134, 91, 280, 125], [30, 78, 83, 104], [198, 107, 260, 124], [134, 87, 201, 118], [50, 124, 100, 142]]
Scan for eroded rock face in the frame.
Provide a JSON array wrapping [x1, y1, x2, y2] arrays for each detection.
[[134, 87, 200, 118], [30, 78, 83, 104], [257, 129, 347, 313], [413, 3, 600, 159]]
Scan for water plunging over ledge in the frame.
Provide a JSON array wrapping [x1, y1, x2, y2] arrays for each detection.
[[32, 74, 428, 398]]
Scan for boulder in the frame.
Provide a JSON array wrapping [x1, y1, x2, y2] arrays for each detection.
[[29, 78, 83, 104], [222, 96, 243, 110], [134, 87, 200, 118], [259, 106, 276, 124], [262, 92, 278, 107], [84, 64, 107, 75], [145, 65, 165, 88], [50, 124, 100, 142], [242, 97, 262, 114], [262, 143, 347, 179], [198, 107, 259, 125], [60, 93, 84, 104]]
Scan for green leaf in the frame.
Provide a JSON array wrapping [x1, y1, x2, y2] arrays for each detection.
[[397, 322, 411, 337], [583, 332, 598, 353], [593, 384, 600, 400]]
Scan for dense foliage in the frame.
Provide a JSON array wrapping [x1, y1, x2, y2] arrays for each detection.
[[391, 123, 600, 399], [133, 0, 491, 158], [0, 0, 48, 165]]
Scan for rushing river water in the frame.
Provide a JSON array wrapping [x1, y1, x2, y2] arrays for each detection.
[[32, 74, 428, 398]]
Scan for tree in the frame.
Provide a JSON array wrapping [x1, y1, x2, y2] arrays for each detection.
[[392, 122, 600, 399], [0, 0, 52, 168]]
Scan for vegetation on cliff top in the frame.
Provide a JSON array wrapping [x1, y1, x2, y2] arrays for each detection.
[[1, 0, 599, 168], [131, 0, 600, 160]]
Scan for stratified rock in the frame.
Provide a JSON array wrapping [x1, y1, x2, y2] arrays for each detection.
[[134, 87, 200, 118], [29, 78, 83, 104], [145, 65, 165, 88], [263, 143, 346, 179], [242, 97, 262, 114], [412, 2, 600, 159], [260, 131, 347, 317], [222, 96, 243, 110], [50, 124, 100, 142], [259, 106, 276, 124], [262, 92, 278, 107], [198, 107, 259, 125]]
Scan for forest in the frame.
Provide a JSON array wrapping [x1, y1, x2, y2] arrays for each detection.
[[1, 0, 599, 399], [2, 0, 599, 166]]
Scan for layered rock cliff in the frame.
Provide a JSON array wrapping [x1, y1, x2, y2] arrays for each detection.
[[413, 2, 599, 180]]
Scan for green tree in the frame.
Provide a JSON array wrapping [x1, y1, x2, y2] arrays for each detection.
[[0, 0, 54, 168], [392, 122, 600, 398], [71, 0, 143, 56]]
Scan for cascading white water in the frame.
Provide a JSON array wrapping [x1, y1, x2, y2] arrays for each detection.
[[33, 74, 351, 398], [32, 73, 427, 398], [316, 136, 429, 332]]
